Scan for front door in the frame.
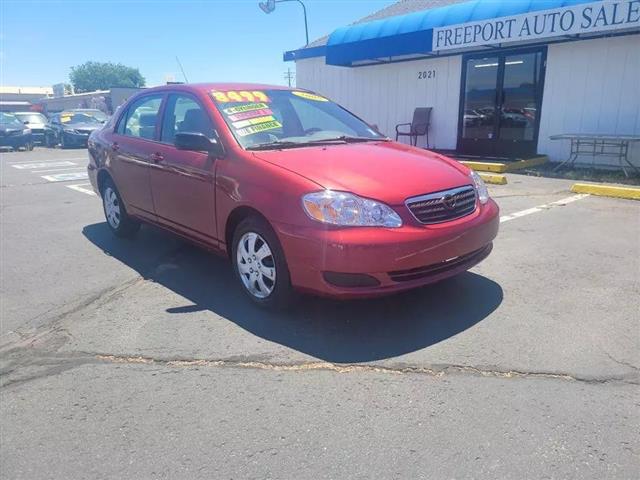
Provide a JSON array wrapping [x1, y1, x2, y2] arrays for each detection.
[[149, 93, 218, 245], [457, 48, 546, 158]]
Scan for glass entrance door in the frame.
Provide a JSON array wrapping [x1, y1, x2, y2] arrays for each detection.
[[457, 48, 545, 158]]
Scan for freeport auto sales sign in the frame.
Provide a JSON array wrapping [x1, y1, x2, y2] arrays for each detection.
[[432, 0, 640, 51]]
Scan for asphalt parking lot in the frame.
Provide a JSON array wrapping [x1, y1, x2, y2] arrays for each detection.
[[1, 148, 638, 479]]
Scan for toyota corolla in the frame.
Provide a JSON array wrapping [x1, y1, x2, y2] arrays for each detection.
[[87, 83, 499, 307]]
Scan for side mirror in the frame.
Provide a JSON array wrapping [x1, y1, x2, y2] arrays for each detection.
[[175, 131, 224, 157], [23, 120, 30, 125]]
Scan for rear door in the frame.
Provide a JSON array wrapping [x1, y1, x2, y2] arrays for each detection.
[[109, 94, 164, 219], [149, 92, 218, 245]]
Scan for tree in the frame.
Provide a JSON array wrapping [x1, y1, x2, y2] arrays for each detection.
[[70, 61, 146, 93]]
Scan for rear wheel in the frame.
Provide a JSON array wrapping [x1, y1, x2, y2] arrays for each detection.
[[232, 216, 294, 308], [101, 178, 140, 238]]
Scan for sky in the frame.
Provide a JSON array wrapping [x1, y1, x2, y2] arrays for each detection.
[[1, 0, 395, 88]]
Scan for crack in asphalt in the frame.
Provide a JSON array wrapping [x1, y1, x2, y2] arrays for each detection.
[[1, 349, 637, 391], [0, 276, 145, 349]]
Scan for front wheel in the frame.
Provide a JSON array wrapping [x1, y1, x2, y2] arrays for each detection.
[[102, 178, 140, 238], [232, 216, 294, 308]]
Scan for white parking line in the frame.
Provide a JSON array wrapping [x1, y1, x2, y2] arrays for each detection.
[[500, 194, 589, 223], [12, 161, 77, 169], [66, 183, 96, 196], [32, 167, 84, 173], [41, 172, 89, 182], [7, 157, 87, 164]]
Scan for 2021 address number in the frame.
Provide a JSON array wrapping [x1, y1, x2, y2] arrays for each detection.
[[418, 70, 436, 79]]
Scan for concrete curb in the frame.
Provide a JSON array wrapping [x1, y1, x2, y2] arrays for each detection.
[[462, 155, 548, 173], [478, 173, 508, 185], [570, 183, 640, 200]]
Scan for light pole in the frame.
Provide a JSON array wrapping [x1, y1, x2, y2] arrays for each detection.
[[259, 0, 309, 46]]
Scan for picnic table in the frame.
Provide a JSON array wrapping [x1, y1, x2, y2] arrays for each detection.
[[549, 133, 640, 177]]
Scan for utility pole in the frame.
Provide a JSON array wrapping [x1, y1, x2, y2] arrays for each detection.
[[284, 68, 295, 87]]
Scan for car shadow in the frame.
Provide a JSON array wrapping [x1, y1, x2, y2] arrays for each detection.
[[83, 223, 503, 363]]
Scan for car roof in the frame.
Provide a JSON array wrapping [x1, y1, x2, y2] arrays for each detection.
[[139, 83, 295, 95]]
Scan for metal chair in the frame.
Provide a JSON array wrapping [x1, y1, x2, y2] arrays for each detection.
[[395, 107, 432, 147]]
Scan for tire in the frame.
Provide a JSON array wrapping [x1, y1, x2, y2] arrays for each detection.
[[101, 178, 140, 238], [60, 134, 68, 149], [26, 141, 34, 151], [232, 216, 294, 308]]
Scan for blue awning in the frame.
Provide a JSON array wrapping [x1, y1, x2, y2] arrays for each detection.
[[284, 0, 601, 66]]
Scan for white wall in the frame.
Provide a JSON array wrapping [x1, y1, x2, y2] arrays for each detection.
[[296, 55, 462, 150], [538, 35, 640, 166]]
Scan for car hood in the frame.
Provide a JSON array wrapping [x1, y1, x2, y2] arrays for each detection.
[[251, 141, 472, 205], [64, 123, 101, 130]]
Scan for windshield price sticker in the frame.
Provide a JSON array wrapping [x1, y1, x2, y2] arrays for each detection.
[[236, 120, 282, 137], [60, 115, 72, 123], [212, 90, 271, 103], [227, 108, 273, 122], [222, 103, 269, 115], [232, 115, 276, 129], [291, 91, 328, 102]]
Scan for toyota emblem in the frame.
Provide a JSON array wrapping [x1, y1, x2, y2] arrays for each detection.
[[441, 194, 457, 210]]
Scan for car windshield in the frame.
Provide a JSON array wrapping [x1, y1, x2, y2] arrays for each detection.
[[14, 112, 47, 124], [59, 113, 101, 125], [0, 112, 24, 127], [211, 89, 385, 150]]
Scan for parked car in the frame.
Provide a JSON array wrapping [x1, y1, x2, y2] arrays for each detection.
[[88, 83, 499, 307], [68, 108, 110, 123], [12, 111, 48, 144], [0, 112, 34, 151], [44, 111, 103, 148]]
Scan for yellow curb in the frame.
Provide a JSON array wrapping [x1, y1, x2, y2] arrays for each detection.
[[505, 155, 548, 172], [461, 160, 507, 173], [570, 183, 640, 200], [461, 155, 548, 174], [478, 173, 508, 185]]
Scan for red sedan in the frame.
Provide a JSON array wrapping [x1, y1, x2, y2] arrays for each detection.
[[88, 83, 499, 307]]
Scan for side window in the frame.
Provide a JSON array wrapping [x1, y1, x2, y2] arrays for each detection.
[[290, 97, 357, 135], [123, 95, 163, 140], [160, 94, 214, 145]]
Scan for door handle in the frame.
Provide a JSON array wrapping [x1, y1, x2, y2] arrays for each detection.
[[150, 152, 164, 163]]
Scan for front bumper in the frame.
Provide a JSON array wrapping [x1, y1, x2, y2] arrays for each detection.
[[63, 131, 91, 146], [275, 199, 499, 298]]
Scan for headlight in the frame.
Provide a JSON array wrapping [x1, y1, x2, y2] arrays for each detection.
[[470, 170, 489, 204], [302, 191, 402, 228], [64, 128, 78, 134]]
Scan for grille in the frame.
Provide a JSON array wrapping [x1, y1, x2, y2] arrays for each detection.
[[406, 185, 477, 224], [388, 245, 492, 282]]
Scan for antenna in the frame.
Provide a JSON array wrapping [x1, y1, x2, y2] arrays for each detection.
[[176, 56, 189, 83]]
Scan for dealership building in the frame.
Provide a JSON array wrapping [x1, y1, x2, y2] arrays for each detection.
[[285, 0, 640, 166]]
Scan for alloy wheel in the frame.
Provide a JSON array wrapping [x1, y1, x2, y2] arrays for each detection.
[[104, 187, 121, 229], [236, 232, 276, 299]]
